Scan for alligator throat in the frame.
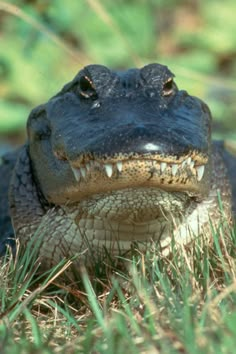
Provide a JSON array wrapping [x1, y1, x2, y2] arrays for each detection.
[[67, 186, 191, 238]]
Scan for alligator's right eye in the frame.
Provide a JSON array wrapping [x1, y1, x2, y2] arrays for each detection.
[[79, 75, 98, 100], [162, 78, 175, 96]]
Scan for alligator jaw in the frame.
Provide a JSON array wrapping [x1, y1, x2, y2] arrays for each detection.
[[49, 153, 209, 205], [70, 158, 206, 182]]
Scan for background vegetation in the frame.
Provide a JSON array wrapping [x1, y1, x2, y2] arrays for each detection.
[[0, 0, 235, 142], [0, 1, 236, 353]]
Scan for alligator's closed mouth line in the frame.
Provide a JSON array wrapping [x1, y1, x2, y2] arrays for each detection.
[[69, 158, 206, 182]]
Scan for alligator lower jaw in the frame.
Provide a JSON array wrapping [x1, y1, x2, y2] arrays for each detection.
[[71, 187, 192, 223]]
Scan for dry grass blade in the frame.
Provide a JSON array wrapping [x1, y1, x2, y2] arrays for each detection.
[[207, 280, 236, 309]]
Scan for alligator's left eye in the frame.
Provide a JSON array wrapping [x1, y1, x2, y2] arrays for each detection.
[[163, 78, 174, 96], [79, 75, 98, 100]]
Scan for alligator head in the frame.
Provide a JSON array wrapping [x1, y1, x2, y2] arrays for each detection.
[[20, 63, 216, 260], [28, 63, 211, 204]]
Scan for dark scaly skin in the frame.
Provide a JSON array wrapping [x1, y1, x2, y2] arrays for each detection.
[[0, 63, 235, 267], [0, 152, 17, 255]]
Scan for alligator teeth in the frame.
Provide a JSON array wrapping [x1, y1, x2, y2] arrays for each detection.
[[160, 162, 167, 172], [190, 161, 195, 168], [71, 167, 80, 182], [85, 163, 91, 172], [196, 165, 205, 181], [80, 167, 87, 179], [171, 164, 178, 176], [182, 157, 195, 169], [104, 164, 113, 178], [116, 161, 123, 173]]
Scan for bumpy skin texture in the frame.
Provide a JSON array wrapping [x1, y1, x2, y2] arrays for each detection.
[[0, 63, 235, 267], [0, 152, 17, 255]]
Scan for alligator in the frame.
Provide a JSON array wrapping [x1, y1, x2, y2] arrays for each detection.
[[0, 63, 235, 269]]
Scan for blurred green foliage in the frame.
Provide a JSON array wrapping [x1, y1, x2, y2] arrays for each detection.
[[0, 0, 235, 139]]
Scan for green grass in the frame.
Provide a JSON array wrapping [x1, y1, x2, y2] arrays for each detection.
[[0, 221, 236, 354]]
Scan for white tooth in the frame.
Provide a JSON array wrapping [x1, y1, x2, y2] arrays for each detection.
[[116, 161, 123, 172], [85, 163, 90, 172], [196, 165, 205, 181], [181, 159, 187, 168], [190, 161, 195, 168], [160, 162, 167, 172], [187, 157, 192, 165], [80, 167, 86, 179], [171, 164, 178, 176], [104, 164, 113, 178], [71, 167, 80, 182]]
